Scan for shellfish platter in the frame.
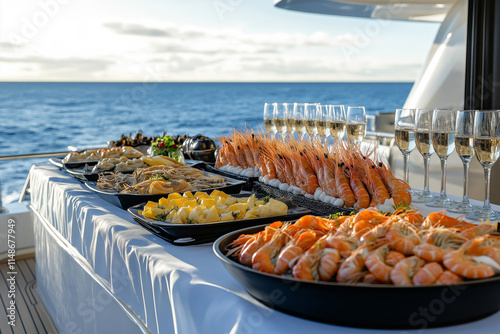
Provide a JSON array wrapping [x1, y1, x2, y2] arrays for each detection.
[[214, 209, 500, 328], [214, 130, 411, 211]]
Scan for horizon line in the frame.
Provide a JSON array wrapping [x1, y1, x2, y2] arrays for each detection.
[[0, 81, 415, 84]]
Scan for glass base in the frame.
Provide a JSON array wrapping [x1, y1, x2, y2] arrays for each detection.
[[446, 200, 475, 214], [425, 196, 451, 208], [466, 207, 498, 221], [411, 191, 435, 203]]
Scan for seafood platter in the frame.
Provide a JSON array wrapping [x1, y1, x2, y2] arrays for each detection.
[[215, 209, 500, 328], [128, 190, 310, 245], [213, 130, 410, 215]]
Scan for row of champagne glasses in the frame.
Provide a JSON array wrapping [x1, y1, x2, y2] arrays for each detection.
[[263, 103, 367, 142], [395, 108, 500, 220]]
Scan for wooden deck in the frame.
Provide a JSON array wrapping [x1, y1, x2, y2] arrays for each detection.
[[0, 256, 57, 334]]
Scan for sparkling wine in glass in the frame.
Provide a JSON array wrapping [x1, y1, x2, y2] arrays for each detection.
[[394, 108, 416, 186], [467, 110, 500, 220], [448, 110, 477, 213], [283, 103, 294, 137], [413, 108, 435, 203], [304, 103, 319, 141], [327, 105, 346, 141], [426, 109, 456, 208], [315, 104, 328, 141], [263, 103, 275, 134], [293, 103, 306, 140], [346, 106, 366, 143], [273, 102, 287, 138]]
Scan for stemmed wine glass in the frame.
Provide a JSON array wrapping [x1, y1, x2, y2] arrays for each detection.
[[263, 103, 275, 135], [293, 103, 306, 140], [327, 105, 346, 141], [304, 103, 319, 141], [283, 103, 294, 138], [315, 104, 328, 142], [346, 106, 366, 143], [273, 102, 287, 138], [448, 110, 476, 213], [467, 110, 500, 220], [394, 109, 416, 189], [413, 108, 435, 203], [426, 109, 456, 208]]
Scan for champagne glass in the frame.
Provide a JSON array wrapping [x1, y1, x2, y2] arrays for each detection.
[[346, 106, 366, 143], [426, 109, 456, 208], [273, 102, 287, 138], [448, 110, 477, 213], [304, 103, 319, 141], [315, 104, 328, 142], [394, 109, 416, 189], [293, 103, 306, 140], [413, 108, 435, 203], [467, 110, 500, 220], [263, 103, 275, 134], [328, 105, 346, 141], [283, 103, 294, 138]]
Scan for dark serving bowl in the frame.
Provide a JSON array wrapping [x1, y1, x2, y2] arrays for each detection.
[[214, 224, 500, 329]]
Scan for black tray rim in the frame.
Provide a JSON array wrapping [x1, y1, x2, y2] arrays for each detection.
[[127, 196, 310, 230]]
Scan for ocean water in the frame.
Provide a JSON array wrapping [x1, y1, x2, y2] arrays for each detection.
[[0, 82, 412, 203]]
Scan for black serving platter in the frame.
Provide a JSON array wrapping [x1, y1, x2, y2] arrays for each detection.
[[48, 156, 99, 169], [85, 174, 246, 209], [127, 196, 310, 241], [214, 224, 500, 329]]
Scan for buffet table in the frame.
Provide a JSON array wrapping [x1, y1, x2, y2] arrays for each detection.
[[29, 164, 500, 334]]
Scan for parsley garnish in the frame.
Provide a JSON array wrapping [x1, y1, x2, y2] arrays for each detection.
[[151, 174, 169, 181], [232, 211, 239, 219], [261, 196, 270, 204]]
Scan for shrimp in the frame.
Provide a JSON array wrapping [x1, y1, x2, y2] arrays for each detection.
[[325, 235, 359, 258], [334, 161, 356, 208], [422, 211, 475, 230], [460, 224, 496, 240], [320, 153, 339, 198], [238, 221, 283, 265], [385, 218, 421, 255], [252, 230, 288, 273], [275, 231, 318, 274], [292, 238, 341, 281], [385, 250, 406, 266], [442, 238, 496, 279], [297, 148, 319, 195], [413, 262, 444, 286], [364, 162, 390, 206], [390, 256, 425, 286], [413, 228, 467, 262], [344, 165, 370, 210], [435, 270, 463, 285], [465, 235, 500, 264], [336, 245, 368, 283], [365, 245, 395, 283], [376, 162, 411, 206]]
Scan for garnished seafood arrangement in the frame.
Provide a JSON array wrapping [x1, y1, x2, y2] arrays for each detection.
[[62, 146, 143, 163], [226, 209, 500, 285], [141, 190, 287, 224], [215, 130, 410, 209], [97, 164, 226, 195]]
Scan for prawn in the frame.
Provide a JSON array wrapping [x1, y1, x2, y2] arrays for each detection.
[[390, 256, 425, 286], [442, 238, 496, 279], [412, 262, 444, 286]]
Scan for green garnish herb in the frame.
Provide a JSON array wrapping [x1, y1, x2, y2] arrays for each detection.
[[262, 196, 270, 204], [232, 211, 239, 219], [186, 218, 193, 224], [328, 212, 342, 219], [151, 174, 169, 181], [151, 135, 181, 161], [155, 205, 165, 209], [155, 213, 169, 221]]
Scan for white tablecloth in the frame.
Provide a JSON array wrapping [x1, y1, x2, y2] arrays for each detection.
[[29, 164, 500, 334]]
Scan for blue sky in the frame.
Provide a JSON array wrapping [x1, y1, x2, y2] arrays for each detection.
[[0, 0, 440, 81]]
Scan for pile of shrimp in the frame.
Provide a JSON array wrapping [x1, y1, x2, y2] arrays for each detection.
[[226, 209, 500, 286], [215, 130, 410, 209]]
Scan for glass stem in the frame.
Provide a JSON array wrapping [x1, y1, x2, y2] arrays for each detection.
[[462, 161, 470, 204], [423, 156, 430, 194], [403, 153, 410, 184], [483, 166, 492, 210], [440, 157, 447, 197]]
